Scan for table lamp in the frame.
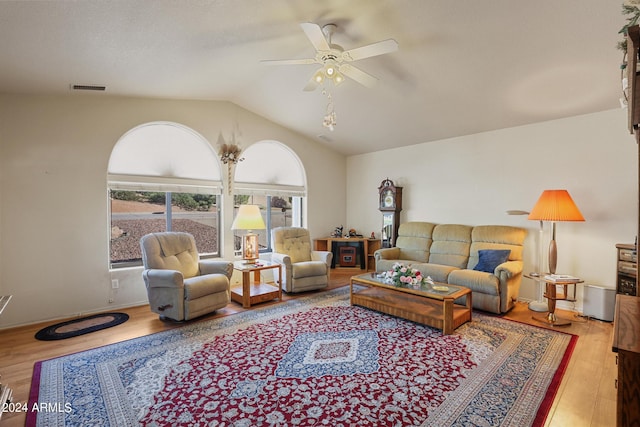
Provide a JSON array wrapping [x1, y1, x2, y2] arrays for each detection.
[[528, 190, 585, 274], [231, 204, 266, 263]]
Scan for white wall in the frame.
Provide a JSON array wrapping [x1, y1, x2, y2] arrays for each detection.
[[0, 94, 346, 328], [346, 109, 637, 311]]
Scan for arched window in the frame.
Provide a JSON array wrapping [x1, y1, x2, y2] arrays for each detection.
[[233, 141, 306, 253], [107, 122, 222, 267]]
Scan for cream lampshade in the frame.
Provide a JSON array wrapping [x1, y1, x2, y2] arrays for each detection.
[[528, 190, 585, 274], [231, 205, 266, 263]]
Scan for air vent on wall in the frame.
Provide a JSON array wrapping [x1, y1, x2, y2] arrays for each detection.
[[70, 84, 106, 91]]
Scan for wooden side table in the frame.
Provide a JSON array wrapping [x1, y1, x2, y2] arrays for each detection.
[[231, 261, 282, 308], [525, 275, 582, 326]]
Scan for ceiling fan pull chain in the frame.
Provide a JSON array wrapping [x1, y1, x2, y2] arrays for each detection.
[[322, 89, 337, 131]]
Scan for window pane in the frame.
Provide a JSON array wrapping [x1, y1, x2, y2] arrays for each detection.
[[170, 193, 219, 255], [110, 190, 220, 267], [233, 195, 301, 256], [110, 190, 167, 265]]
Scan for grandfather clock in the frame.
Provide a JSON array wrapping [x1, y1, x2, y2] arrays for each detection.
[[378, 178, 402, 248]]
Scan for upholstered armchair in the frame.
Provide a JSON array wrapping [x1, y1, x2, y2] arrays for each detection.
[[140, 232, 232, 321], [271, 227, 332, 293]]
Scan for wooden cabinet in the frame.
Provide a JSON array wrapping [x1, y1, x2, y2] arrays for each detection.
[[616, 244, 637, 296], [612, 295, 640, 427], [314, 237, 381, 271]]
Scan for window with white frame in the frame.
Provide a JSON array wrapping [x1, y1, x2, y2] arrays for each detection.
[[107, 122, 222, 268], [233, 141, 306, 255]]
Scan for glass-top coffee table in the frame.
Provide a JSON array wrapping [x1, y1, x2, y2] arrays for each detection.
[[350, 273, 472, 334]]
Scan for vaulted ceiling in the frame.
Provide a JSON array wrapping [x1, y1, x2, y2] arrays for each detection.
[[0, 0, 624, 155]]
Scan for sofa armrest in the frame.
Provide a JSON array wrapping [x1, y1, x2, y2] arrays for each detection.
[[374, 247, 400, 261], [495, 260, 523, 278], [311, 250, 333, 267], [199, 259, 233, 279], [142, 269, 183, 288]]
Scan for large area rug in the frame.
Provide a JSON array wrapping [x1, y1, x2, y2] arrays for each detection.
[[28, 287, 576, 426]]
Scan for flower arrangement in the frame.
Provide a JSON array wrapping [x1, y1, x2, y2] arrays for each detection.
[[382, 262, 429, 288], [219, 143, 244, 165]]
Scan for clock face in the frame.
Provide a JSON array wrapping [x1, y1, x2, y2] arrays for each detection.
[[384, 192, 394, 207], [381, 189, 394, 208]]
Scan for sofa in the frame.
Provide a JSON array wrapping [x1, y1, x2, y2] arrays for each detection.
[[374, 222, 527, 314]]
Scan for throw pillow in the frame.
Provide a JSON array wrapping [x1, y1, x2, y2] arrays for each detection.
[[473, 249, 511, 273]]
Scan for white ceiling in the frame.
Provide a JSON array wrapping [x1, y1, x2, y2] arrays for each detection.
[[0, 0, 624, 156]]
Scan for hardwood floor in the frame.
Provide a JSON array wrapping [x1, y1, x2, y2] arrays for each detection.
[[0, 270, 617, 426]]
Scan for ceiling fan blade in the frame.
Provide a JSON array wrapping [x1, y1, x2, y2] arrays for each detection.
[[339, 64, 378, 88], [300, 22, 330, 52], [261, 58, 317, 65], [303, 78, 320, 92], [303, 67, 324, 91], [342, 39, 398, 61]]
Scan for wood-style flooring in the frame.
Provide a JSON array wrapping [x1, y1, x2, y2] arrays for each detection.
[[0, 270, 617, 426]]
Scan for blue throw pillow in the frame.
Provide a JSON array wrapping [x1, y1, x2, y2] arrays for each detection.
[[473, 249, 511, 273]]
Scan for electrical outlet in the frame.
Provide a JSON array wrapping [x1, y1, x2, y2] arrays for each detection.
[[111, 279, 119, 289], [108, 298, 114, 303]]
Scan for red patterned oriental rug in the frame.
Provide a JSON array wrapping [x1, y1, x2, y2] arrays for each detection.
[[28, 287, 576, 426]]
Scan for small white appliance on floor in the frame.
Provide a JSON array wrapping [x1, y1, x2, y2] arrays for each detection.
[[582, 284, 616, 322]]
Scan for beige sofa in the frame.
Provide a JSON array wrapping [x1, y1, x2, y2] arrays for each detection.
[[374, 222, 526, 314]]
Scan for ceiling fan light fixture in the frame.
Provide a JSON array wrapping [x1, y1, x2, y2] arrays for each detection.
[[333, 72, 344, 85], [313, 70, 325, 84], [325, 63, 336, 77]]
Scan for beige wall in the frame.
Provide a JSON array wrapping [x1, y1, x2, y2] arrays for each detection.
[[0, 94, 346, 327], [0, 93, 635, 327], [346, 108, 637, 311]]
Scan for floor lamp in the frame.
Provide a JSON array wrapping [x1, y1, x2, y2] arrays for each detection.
[[506, 210, 547, 311], [528, 189, 585, 275]]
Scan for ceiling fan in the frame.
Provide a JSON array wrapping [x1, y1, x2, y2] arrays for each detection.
[[262, 22, 398, 91]]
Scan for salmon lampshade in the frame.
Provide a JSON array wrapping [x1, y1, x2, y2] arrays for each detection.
[[528, 190, 584, 274], [527, 190, 585, 222]]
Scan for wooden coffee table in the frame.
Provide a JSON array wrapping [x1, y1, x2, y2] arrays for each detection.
[[350, 273, 472, 334]]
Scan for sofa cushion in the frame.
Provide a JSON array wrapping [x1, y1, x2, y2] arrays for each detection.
[[413, 263, 460, 283], [272, 227, 312, 263], [394, 222, 436, 263], [184, 274, 230, 300], [466, 225, 526, 270], [428, 224, 472, 268], [473, 249, 511, 273], [448, 269, 500, 296], [292, 261, 327, 279]]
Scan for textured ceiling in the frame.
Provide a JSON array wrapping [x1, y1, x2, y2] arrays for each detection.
[[0, 0, 624, 155]]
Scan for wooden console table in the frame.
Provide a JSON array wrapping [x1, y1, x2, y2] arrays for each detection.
[[314, 237, 381, 271]]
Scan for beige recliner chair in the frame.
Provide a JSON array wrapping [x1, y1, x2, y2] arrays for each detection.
[[140, 232, 232, 321], [271, 227, 332, 293]]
